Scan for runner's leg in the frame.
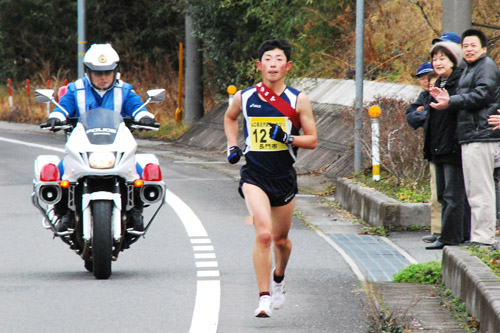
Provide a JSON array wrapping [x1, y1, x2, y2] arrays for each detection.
[[271, 198, 295, 277], [242, 183, 273, 293]]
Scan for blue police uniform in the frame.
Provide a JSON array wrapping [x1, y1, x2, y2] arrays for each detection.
[[50, 77, 152, 177], [50, 77, 150, 120]]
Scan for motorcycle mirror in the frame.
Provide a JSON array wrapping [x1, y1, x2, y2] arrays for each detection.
[[146, 89, 166, 103], [35, 89, 55, 103]]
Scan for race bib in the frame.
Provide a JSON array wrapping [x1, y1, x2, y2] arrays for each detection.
[[249, 117, 288, 151]]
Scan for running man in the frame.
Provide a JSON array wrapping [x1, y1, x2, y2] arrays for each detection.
[[224, 39, 318, 317]]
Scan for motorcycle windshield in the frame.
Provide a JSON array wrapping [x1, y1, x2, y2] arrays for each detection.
[[79, 108, 122, 145]]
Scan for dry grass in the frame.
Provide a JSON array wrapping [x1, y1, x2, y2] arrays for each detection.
[[0, 55, 218, 140]]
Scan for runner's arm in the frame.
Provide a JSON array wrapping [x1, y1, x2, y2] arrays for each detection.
[[224, 90, 242, 147], [291, 93, 317, 149]]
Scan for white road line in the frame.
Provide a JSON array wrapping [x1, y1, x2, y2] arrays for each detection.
[[197, 271, 220, 277], [380, 236, 418, 265], [191, 238, 212, 244], [0, 136, 65, 152], [166, 190, 208, 238], [195, 253, 217, 259], [313, 228, 367, 283], [165, 190, 220, 333], [314, 228, 419, 285], [189, 281, 220, 333], [193, 245, 215, 251], [196, 261, 218, 268]]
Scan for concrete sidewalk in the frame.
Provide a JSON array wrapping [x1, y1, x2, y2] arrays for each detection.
[[293, 178, 466, 331]]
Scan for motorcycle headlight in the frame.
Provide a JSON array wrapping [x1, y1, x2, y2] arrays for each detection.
[[88, 152, 116, 169]]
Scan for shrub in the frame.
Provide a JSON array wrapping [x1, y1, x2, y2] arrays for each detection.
[[340, 95, 429, 187], [393, 261, 442, 284]]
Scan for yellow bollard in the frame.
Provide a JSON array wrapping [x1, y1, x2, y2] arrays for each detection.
[[227, 85, 237, 105]]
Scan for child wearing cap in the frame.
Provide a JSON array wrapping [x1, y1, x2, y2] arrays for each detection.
[[432, 31, 461, 45], [405, 62, 440, 243], [406, 62, 437, 130]]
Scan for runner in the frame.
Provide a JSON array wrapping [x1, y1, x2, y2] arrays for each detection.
[[224, 38, 318, 317]]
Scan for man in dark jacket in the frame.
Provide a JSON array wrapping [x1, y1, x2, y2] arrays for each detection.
[[430, 29, 500, 246]]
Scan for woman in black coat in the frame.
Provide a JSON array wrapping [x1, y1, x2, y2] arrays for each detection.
[[424, 41, 466, 249]]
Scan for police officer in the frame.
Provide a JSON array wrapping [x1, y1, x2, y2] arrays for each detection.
[[47, 43, 155, 232], [47, 43, 155, 126]]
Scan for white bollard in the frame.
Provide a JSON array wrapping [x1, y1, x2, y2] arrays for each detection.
[[368, 105, 381, 181]]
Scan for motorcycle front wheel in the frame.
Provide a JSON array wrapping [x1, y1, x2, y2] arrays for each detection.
[[91, 200, 113, 279]]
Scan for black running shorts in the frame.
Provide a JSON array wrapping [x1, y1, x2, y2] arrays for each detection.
[[238, 165, 298, 207]]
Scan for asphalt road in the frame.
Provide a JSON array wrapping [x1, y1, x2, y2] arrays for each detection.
[[0, 122, 368, 332]]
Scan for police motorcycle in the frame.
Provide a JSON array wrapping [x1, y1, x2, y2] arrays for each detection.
[[31, 88, 167, 279]]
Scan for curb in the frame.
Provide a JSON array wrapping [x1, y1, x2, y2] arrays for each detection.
[[335, 177, 430, 229], [442, 246, 500, 333]]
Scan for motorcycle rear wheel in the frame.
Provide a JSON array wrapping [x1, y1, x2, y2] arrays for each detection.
[[91, 200, 113, 279]]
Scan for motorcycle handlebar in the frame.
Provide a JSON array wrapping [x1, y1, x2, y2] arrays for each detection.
[[40, 118, 159, 132], [123, 118, 160, 131], [40, 122, 74, 132], [129, 123, 161, 131]]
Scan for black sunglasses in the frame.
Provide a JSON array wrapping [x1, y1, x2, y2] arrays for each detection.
[[92, 70, 114, 77]]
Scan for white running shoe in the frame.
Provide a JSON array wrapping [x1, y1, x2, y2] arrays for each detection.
[[271, 270, 286, 309], [254, 295, 272, 318]]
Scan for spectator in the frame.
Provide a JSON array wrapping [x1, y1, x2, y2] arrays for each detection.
[[423, 41, 465, 250], [431, 29, 500, 246], [405, 62, 441, 243]]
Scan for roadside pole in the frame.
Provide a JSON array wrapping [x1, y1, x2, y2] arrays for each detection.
[[442, 0, 471, 34], [175, 42, 184, 123], [77, 0, 87, 78], [184, 5, 204, 126], [354, 0, 365, 173], [7, 79, 13, 111]]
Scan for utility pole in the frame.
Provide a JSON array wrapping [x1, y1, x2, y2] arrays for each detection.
[[184, 5, 204, 126], [354, 0, 364, 173], [441, 0, 471, 35], [77, 0, 87, 78]]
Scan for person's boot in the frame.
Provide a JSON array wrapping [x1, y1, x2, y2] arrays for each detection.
[[128, 208, 144, 232], [56, 212, 74, 232], [422, 233, 439, 243]]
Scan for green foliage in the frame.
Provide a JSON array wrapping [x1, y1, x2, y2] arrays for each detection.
[[393, 261, 442, 284], [0, 0, 184, 82], [87, 1, 184, 73], [364, 226, 387, 237], [189, 0, 355, 92], [353, 171, 431, 204], [439, 288, 480, 332], [467, 243, 500, 280], [0, 0, 76, 80]]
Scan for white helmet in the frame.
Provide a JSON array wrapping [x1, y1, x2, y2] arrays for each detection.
[[83, 43, 120, 91]]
